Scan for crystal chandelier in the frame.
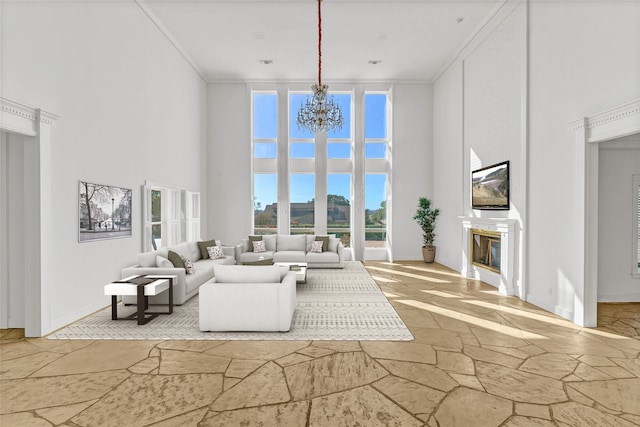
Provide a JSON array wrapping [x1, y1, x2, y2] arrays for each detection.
[[296, 0, 344, 133]]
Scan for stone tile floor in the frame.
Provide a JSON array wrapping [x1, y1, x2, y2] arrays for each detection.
[[1, 261, 639, 426]]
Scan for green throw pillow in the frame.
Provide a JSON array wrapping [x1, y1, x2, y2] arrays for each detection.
[[167, 250, 185, 269], [198, 239, 217, 259], [315, 235, 329, 252], [248, 235, 262, 253]]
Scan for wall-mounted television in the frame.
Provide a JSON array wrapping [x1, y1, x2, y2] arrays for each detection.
[[472, 161, 510, 210]]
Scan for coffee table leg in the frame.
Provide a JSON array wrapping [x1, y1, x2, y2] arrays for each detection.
[[111, 295, 118, 320], [137, 284, 145, 325], [168, 277, 173, 314]]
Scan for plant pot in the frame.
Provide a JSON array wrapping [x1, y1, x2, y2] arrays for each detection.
[[422, 246, 436, 263]]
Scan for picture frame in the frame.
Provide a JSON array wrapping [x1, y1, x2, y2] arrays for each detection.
[[471, 161, 510, 210], [78, 180, 132, 242]]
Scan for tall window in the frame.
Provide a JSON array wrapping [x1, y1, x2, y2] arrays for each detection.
[[365, 174, 387, 247], [328, 174, 351, 246], [143, 185, 200, 252], [364, 93, 389, 248], [251, 88, 389, 258], [290, 174, 315, 234], [151, 189, 162, 249], [252, 92, 278, 234], [254, 174, 277, 235]]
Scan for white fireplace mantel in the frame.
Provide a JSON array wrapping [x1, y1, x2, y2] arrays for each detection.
[[460, 216, 518, 296]]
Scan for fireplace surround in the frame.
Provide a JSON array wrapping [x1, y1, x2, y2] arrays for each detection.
[[461, 217, 518, 296]]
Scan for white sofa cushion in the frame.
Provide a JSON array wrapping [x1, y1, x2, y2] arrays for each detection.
[[171, 242, 201, 261], [277, 234, 306, 251], [264, 234, 277, 251], [214, 265, 282, 283], [328, 236, 340, 252], [306, 251, 340, 263], [273, 251, 307, 263], [306, 234, 315, 251]]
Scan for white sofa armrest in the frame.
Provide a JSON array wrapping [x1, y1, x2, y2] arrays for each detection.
[[234, 241, 247, 260]]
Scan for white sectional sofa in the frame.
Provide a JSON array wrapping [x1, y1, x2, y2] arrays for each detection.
[[199, 264, 296, 332], [121, 240, 235, 305], [235, 234, 344, 268]]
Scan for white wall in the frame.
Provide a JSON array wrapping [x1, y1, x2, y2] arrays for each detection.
[[433, 0, 640, 323], [2, 1, 207, 334], [464, 3, 526, 296], [433, 62, 464, 271], [391, 84, 433, 261], [432, 3, 525, 283], [527, 1, 640, 320], [598, 136, 640, 301], [207, 83, 252, 245]]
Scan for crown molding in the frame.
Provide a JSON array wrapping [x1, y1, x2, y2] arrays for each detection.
[[135, 0, 208, 83], [1, 97, 59, 136]]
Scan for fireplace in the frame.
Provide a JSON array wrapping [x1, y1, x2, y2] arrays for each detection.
[[471, 229, 501, 273], [460, 217, 518, 296]]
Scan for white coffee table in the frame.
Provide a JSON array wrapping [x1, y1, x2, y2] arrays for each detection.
[[274, 262, 307, 283], [104, 275, 176, 325]]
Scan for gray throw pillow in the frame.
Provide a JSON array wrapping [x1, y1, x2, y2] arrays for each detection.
[[248, 235, 262, 253], [167, 250, 185, 269], [198, 239, 217, 259], [315, 235, 329, 252]]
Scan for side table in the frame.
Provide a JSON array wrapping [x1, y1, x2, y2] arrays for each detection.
[[104, 274, 176, 325]]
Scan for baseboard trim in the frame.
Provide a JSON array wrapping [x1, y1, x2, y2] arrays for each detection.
[[597, 293, 640, 303]]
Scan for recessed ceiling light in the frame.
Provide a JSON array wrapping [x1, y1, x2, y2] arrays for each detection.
[[456, 17, 464, 24], [259, 59, 273, 65], [252, 32, 265, 40], [368, 60, 382, 65]]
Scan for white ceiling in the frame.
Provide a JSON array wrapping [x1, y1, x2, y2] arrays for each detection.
[[142, 0, 503, 82]]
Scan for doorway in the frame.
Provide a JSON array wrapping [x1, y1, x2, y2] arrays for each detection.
[[0, 97, 58, 336], [0, 131, 30, 329], [571, 99, 640, 327]]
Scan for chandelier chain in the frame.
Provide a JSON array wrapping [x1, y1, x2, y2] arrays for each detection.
[[318, 0, 322, 85], [296, 0, 344, 133]]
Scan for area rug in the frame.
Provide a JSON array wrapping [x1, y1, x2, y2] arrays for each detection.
[[47, 261, 413, 341]]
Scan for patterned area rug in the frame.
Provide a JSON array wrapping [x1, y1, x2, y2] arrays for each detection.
[[48, 262, 413, 341]]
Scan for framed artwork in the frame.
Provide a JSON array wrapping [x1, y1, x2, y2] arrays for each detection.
[[78, 180, 132, 242]]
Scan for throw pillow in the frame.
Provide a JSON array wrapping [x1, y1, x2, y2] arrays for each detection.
[[253, 240, 267, 253], [155, 255, 173, 268], [207, 245, 225, 260], [180, 255, 195, 275], [167, 250, 185, 269], [248, 235, 262, 252], [315, 235, 329, 252], [310, 240, 324, 253], [198, 239, 217, 259]]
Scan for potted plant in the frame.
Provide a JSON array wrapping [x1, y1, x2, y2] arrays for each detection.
[[413, 197, 440, 263]]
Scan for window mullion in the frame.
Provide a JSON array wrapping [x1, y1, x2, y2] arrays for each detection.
[[316, 131, 328, 235], [353, 86, 366, 261], [278, 86, 290, 234]]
